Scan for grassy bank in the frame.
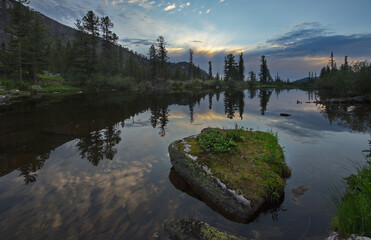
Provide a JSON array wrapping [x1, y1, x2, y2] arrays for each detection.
[[330, 159, 371, 237], [176, 127, 291, 204]]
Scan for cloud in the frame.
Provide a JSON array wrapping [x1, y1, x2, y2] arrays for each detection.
[[109, 0, 155, 8], [254, 22, 371, 58], [120, 38, 156, 46], [164, 3, 176, 11]]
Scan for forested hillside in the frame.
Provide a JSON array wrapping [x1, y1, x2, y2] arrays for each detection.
[[0, 0, 207, 89]]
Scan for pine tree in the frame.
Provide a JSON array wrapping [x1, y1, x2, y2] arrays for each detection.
[[156, 36, 168, 79], [259, 55, 272, 83], [71, 19, 91, 84], [224, 54, 236, 81], [71, 11, 101, 85], [216, 72, 220, 81], [189, 48, 194, 80], [329, 52, 337, 71], [148, 44, 157, 82], [249, 71, 256, 81], [341, 56, 350, 72], [5, 1, 33, 81], [208, 61, 212, 80], [238, 52, 245, 81], [29, 13, 50, 81], [100, 16, 118, 77], [82, 11, 100, 69]]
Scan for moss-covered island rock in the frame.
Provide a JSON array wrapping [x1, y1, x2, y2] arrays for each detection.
[[168, 128, 291, 222], [163, 218, 247, 240]]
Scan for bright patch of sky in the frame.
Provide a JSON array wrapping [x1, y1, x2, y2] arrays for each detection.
[[30, 0, 371, 79]]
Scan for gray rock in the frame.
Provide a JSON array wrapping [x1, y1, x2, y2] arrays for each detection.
[[163, 218, 247, 240], [168, 138, 261, 223], [325, 232, 371, 240], [291, 185, 309, 197], [31, 85, 42, 90]]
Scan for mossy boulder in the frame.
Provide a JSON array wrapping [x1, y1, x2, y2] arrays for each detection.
[[168, 128, 291, 223], [163, 218, 247, 240]]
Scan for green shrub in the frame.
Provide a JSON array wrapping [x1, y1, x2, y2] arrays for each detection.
[[197, 128, 244, 153], [330, 159, 371, 237]]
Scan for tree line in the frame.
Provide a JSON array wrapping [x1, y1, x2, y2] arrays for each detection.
[[0, 1, 205, 89], [316, 52, 371, 94]]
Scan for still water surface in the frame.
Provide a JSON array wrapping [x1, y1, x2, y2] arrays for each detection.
[[0, 89, 370, 239]]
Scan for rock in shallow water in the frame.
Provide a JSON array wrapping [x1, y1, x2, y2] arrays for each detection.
[[168, 128, 291, 223], [163, 218, 247, 240]]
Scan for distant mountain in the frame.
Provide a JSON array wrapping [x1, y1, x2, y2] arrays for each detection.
[[0, 0, 208, 78]]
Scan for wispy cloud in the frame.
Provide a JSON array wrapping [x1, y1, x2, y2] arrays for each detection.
[[164, 3, 176, 11], [109, 0, 155, 9], [255, 22, 371, 58], [120, 38, 156, 46]]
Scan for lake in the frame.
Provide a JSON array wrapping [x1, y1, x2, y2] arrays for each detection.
[[0, 89, 370, 240]]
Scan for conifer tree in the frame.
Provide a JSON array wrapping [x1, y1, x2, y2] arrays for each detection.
[[208, 61, 212, 80], [189, 48, 194, 80], [100, 16, 118, 77], [249, 71, 256, 81], [259, 55, 272, 83], [238, 52, 245, 81], [156, 36, 168, 79], [82, 11, 100, 67], [224, 54, 236, 81], [148, 44, 157, 82], [329, 52, 337, 71]]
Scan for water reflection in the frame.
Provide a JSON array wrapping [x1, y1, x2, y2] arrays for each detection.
[[319, 102, 371, 132], [77, 124, 121, 166], [0, 91, 210, 183], [259, 89, 273, 115], [0, 88, 370, 239], [223, 90, 245, 119], [168, 167, 285, 224], [19, 153, 48, 184]]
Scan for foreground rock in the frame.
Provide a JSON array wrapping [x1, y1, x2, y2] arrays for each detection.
[[163, 218, 247, 240], [325, 232, 371, 240], [168, 128, 291, 222]]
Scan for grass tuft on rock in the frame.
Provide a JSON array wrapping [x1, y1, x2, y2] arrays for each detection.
[[181, 127, 291, 204]]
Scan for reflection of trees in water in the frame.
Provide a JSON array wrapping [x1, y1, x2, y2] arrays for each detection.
[[19, 153, 49, 184], [149, 100, 170, 137], [320, 103, 371, 133], [223, 90, 245, 119], [189, 102, 194, 123], [158, 106, 170, 137], [76, 124, 121, 166], [208, 93, 213, 110], [259, 89, 272, 115], [248, 88, 257, 99]]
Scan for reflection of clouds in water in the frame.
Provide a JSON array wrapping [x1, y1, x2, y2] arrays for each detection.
[[195, 111, 226, 121], [266, 109, 345, 142], [0, 147, 175, 239]]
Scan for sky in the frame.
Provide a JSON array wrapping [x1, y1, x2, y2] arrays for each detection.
[[29, 0, 371, 80]]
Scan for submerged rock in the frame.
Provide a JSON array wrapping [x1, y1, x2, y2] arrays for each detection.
[[291, 185, 309, 197], [168, 128, 291, 223], [163, 218, 247, 240]]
